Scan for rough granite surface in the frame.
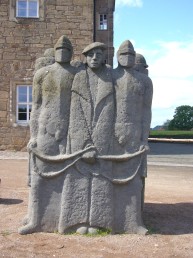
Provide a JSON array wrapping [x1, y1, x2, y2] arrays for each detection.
[[18, 38, 153, 235]]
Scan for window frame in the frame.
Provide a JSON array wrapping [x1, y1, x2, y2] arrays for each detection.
[[16, 85, 32, 124], [16, 0, 39, 18], [99, 14, 108, 30]]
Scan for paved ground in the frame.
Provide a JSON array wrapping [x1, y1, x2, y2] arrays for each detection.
[[0, 146, 193, 257], [148, 154, 193, 167], [148, 142, 193, 167], [149, 142, 193, 155], [1, 148, 193, 167], [0, 151, 28, 160]]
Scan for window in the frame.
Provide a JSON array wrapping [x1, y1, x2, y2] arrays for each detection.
[[99, 14, 107, 30], [17, 85, 32, 123], [16, 0, 39, 18]]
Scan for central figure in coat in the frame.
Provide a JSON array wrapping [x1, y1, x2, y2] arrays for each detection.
[[58, 42, 115, 234]]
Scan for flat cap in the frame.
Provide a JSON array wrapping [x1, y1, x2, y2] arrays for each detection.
[[82, 42, 107, 55]]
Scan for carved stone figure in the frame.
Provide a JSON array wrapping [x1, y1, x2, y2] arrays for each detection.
[[134, 53, 150, 210], [112, 40, 153, 234], [19, 36, 153, 235], [34, 48, 55, 72], [19, 36, 77, 234], [58, 42, 115, 234], [27, 48, 55, 187], [134, 53, 149, 75]]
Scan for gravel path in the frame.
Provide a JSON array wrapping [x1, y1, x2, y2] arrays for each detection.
[[1, 160, 193, 258]]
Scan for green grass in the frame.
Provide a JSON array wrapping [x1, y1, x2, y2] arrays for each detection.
[[96, 228, 112, 236], [1, 230, 11, 236], [149, 130, 193, 139], [146, 226, 158, 235], [60, 228, 112, 237]]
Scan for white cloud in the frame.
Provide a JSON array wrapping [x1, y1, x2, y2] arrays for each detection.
[[152, 78, 193, 109], [148, 40, 193, 126], [113, 39, 193, 126], [116, 0, 143, 8], [151, 107, 175, 127], [151, 77, 193, 127], [150, 40, 193, 78]]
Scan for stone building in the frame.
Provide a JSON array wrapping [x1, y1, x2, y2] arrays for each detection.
[[0, 0, 115, 150], [94, 0, 115, 65]]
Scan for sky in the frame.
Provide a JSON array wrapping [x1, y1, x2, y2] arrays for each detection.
[[114, 0, 193, 127]]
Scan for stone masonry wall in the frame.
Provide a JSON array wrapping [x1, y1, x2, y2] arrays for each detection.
[[95, 0, 114, 66], [0, 0, 93, 150]]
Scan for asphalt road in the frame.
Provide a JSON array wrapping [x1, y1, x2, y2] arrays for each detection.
[[148, 142, 193, 167]]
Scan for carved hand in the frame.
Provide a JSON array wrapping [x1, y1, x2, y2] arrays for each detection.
[[118, 135, 127, 146], [82, 150, 96, 164], [27, 138, 37, 152], [139, 143, 150, 152]]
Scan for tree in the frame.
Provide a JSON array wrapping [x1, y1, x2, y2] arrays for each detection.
[[162, 119, 171, 130], [168, 105, 193, 130]]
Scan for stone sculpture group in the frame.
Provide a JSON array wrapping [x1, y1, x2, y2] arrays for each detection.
[[19, 35, 153, 235]]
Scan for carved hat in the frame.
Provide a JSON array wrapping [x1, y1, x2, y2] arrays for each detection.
[[54, 36, 73, 51], [117, 40, 135, 55], [82, 42, 107, 56], [135, 53, 148, 68]]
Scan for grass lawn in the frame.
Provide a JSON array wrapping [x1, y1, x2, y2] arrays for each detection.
[[149, 130, 193, 139]]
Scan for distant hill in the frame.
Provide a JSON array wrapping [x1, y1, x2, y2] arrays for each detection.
[[151, 125, 164, 131]]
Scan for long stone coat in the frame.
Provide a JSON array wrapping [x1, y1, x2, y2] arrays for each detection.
[[58, 64, 115, 233], [22, 62, 77, 233], [112, 66, 153, 233]]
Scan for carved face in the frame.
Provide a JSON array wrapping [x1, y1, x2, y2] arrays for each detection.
[[118, 52, 135, 68], [55, 47, 72, 63], [134, 64, 149, 75], [86, 48, 104, 69]]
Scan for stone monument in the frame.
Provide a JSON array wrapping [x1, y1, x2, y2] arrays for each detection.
[[112, 40, 153, 234], [19, 36, 78, 234], [34, 48, 55, 72], [19, 37, 153, 235], [134, 52, 150, 210], [134, 53, 149, 75], [27, 48, 55, 187], [58, 42, 115, 234]]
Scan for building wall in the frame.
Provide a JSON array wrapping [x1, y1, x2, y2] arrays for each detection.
[[95, 0, 115, 66], [0, 0, 94, 150]]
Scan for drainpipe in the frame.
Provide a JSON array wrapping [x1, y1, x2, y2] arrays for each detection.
[[93, 0, 96, 42]]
